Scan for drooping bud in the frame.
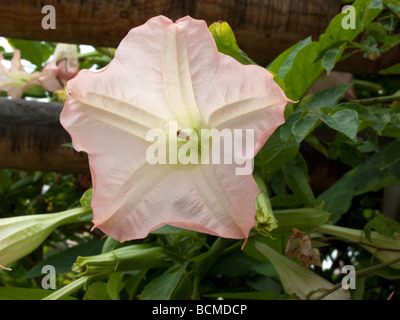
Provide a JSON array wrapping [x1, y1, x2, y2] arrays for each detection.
[[254, 175, 278, 238]]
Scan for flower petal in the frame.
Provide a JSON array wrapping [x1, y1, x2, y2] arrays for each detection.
[[170, 17, 290, 155], [93, 162, 257, 242]]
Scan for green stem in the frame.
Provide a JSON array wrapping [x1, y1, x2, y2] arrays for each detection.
[[190, 238, 234, 300], [352, 79, 383, 93], [42, 276, 88, 300], [222, 240, 243, 255], [350, 93, 400, 105], [56, 206, 93, 226], [192, 273, 201, 300], [94, 47, 115, 58], [77, 51, 100, 59], [315, 256, 400, 300]]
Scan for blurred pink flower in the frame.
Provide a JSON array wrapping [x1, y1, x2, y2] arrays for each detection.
[[60, 16, 291, 242], [39, 43, 79, 92], [0, 49, 40, 98]]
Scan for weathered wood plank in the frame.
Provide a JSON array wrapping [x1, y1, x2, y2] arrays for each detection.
[[0, 98, 89, 173], [0, 0, 398, 72]]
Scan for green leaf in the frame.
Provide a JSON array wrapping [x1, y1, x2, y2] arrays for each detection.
[[250, 262, 279, 279], [318, 149, 400, 222], [279, 111, 303, 141], [125, 269, 147, 299], [7, 39, 47, 70], [379, 63, 400, 75], [204, 291, 276, 300], [80, 188, 93, 209], [301, 84, 351, 111], [381, 140, 400, 170], [374, 266, 400, 280], [322, 47, 341, 75], [107, 272, 125, 300], [141, 263, 188, 300], [23, 240, 105, 278], [150, 225, 189, 234], [83, 282, 111, 300], [321, 109, 359, 141], [282, 156, 316, 207], [22, 84, 47, 98], [101, 236, 123, 253], [268, 37, 312, 79], [292, 113, 320, 143], [254, 127, 299, 178], [364, 213, 400, 241], [317, 171, 357, 222], [359, 35, 378, 57], [209, 21, 255, 65], [368, 0, 383, 9], [304, 134, 329, 157], [355, 149, 400, 194], [350, 277, 365, 300], [0, 287, 75, 300], [210, 250, 259, 278], [282, 0, 382, 101], [0, 169, 12, 194]]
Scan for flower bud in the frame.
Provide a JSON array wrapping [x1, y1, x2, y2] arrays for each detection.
[[39, 43, 79, 92], [72, 244, 167, 276], [0, 207, 91, 270], [0, 49, 40, 98], [254, 175, 278, 237]]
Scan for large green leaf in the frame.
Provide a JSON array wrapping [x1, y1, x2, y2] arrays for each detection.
[[381, 140, 400, 170], [141, 263, 188, 300], [268, 37, 312, 79], [320, 109, 359, 141], [292, 113, 320, 144], [281, 0, 382, 101], [300, 84, 351, 111], [7, 39, 53, 70], [318, 147, 400, 222], [282, 156, 316, 207], [23, 240, 104, 279], [254, 127, 299, 178], [106, 272, 125, 300]]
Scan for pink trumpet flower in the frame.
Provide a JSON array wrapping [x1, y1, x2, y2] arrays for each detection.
[[0, 49, 40, 98], [60, 16, 291, 242], [39, 43, 79, 92]]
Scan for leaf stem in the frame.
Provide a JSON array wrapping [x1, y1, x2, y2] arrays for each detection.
[[350, 93, 400, 105], [314, 256, 400, 300], [42, 276, 88, 300]]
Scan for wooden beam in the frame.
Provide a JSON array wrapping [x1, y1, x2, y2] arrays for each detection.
[[0, 0, 398, 72], [0, 98, 89, 173]]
